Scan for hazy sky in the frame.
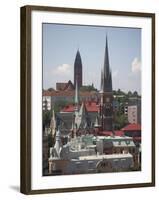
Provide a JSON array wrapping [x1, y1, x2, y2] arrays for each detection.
[[43, 23, 141, 94]]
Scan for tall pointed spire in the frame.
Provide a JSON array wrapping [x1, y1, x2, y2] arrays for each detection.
[[99, 35, 113, 131], [101, 35, 112, 93], [101, 68, 104, 93], [74, 102, 90, 130], [74, 49, 83, 88], [104, 36, 110, 76], [94, 115, 100, 128], [54, 126, 62, 158], [50, 109, 56, 137], [74, 79, 79, 111]]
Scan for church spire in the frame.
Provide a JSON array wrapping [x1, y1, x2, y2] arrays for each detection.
[[74, 49, 83, 88], [99, 35, 113, 131], [50, 109, 56, 137], [101, 35, 112, 93], [78, 102, 89, 129], [74, 79, 79, 111], [101, 68, 104, 92], [54, 126, 62, 158], [94, 115, 100, 127]]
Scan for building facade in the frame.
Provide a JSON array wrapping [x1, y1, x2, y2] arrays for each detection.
[[56, 80, 74, 91], [42, 96, 52, 111], [43, 36, 141, 175], [42, 90, 100, 111], [48, 131, 137, 175], [128, 104, 141, 124]]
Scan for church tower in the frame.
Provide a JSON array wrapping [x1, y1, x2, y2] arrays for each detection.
[[74, 50, 83, 88], [100, 36, 113, 131]]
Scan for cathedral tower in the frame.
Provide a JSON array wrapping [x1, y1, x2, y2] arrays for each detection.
[[74, 50, 83, 88], [100, 36, 113, 131]]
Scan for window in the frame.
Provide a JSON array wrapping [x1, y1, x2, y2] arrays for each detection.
[[76, 162, 81, 169]]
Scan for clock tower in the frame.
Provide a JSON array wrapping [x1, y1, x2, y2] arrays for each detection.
[[100, 36, 113, 131]]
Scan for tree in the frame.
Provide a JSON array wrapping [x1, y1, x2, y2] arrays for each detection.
[[117, 89, 121, 94], [128, 91, 132, 97], [48, 134, 54, 147], [80, 85, 97, 92], [114, 112, 128, 130], [43, 110, 52, 130], [53, 100, 68, 113], [42, 100, 69, 130], [133, 91, 138, 96], [48, 87, 55, 92]]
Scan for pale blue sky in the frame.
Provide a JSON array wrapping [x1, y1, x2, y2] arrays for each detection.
[[43, 23, 141, 94]]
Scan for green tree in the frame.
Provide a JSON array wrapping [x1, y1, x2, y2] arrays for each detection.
[[128, 91, 132, 97], [133, 91, 138, 96], [48, 87, 55, 92], [114, 112, 128, 130], [43, 110, 52, 129], [80, 85, 97, 92], [54, 100, 68, 113]]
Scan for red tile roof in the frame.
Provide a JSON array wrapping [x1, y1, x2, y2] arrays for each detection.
[[99, 130, 124, 137], [61, 105, 74, 112], [43, 90, 52, 96], [43, 90, 99, 97], [114, 131, 125, 136], [121, 123, 141, 131], [85, 102, 99, 112], [61, 102, 99, 112], [43, 90, 75, 97]]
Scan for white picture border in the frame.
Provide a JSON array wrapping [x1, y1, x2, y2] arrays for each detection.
[[31, 10, 152, 190]]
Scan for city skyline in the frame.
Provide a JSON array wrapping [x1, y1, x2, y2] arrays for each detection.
[[43, 24, 141, 94]]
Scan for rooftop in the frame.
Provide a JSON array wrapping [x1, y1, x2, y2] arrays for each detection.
[[56, 80, 75, 91], [121, 123, 141, 131], [79, 153, 133, 160], [99, 130, 124, 137], [95, 135, 133, 141], [112, 141, 135, 147], [61, 101, 99, 112], [43, 90, 99, 97]]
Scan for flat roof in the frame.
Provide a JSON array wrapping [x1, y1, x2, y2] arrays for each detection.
[[94, 136, 133, 141], [112, 141, 135, 147], [79, 153, 133, 160]]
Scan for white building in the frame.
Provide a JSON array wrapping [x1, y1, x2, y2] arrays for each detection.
[[43, 96, 52, 111], [48, 130, 138, 175], [128, 105, 141, 124]]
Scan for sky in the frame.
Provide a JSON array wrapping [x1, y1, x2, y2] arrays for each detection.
[[43, 23, 141, 94]]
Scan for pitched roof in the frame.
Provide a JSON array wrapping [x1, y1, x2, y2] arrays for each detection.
[[85, 102, 99, 112], [61, 105, 74, 112], [61, 101, 99, 113], [99, 130, 124, 137], [56, 82, 68, 91], [121, 123, 141, 131], [43, 90, 99, 97], [63, 80, 74, 91], [56, 80, 75, 91], [43, 90, 52, 96]]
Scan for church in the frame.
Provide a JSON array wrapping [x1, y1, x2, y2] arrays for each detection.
[[47, 36, 140, 175], [64, 35, 114, 135]]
